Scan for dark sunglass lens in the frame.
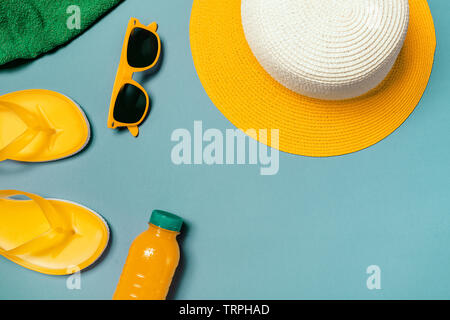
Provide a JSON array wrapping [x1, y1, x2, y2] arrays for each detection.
[[113, 84, 147, 124], [127, 28, 159, 68]]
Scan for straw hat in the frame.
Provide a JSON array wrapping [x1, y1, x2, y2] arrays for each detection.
[[190, 0, 436, 156]]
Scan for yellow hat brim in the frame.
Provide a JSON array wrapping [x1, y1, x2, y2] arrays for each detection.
[[190, 0, 436, 157]]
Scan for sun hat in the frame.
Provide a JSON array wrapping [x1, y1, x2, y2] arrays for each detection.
[[190, 0, 436, 157]]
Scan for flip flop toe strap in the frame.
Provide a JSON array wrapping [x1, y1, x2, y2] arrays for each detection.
[[0, 129, 40, 162], [0, 101, 56, 161], [0, 190, 74, 257]]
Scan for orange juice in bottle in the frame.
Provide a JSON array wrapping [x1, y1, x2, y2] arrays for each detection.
[[113, 210, 183, 300]]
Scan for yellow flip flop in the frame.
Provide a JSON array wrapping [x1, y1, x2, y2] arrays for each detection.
[[0, 90, 90, 162], [0, 190, 109, 275]]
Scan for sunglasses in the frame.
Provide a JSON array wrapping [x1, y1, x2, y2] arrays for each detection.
[[108, 18, 161, 137]]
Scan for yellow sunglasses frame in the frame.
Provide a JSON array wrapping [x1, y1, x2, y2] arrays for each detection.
[[107, 18, 161, 137]]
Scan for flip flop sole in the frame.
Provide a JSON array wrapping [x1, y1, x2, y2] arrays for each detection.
[[0, 198, 109, 275], [0, 89, 91, 162]]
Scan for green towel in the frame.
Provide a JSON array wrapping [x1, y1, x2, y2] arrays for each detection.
[[0, 0, 122, 65]]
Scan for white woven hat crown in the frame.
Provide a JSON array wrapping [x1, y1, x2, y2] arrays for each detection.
[[242, 0, 410, 100]]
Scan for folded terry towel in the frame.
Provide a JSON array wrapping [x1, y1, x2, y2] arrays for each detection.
[[0, 0, 122, 65]]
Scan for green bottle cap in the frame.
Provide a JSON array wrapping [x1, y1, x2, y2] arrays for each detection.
[[149, 210, 183, 232]]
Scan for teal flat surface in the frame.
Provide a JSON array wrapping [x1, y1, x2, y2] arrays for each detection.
[[0, 0, 449, 299]]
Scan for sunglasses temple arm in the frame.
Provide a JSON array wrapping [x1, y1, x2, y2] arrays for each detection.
[[127, 126, 139, 137], [148, 22, 158, 32]]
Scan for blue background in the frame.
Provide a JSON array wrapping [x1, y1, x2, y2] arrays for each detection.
[[0, 0, 449, 299]]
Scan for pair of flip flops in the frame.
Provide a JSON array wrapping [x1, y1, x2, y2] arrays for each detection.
[[0, 90, 109, 275]]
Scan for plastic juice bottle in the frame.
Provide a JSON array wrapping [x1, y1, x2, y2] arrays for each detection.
[[113, 210, 183, 300]]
